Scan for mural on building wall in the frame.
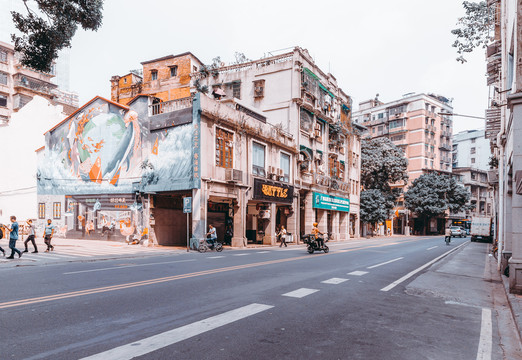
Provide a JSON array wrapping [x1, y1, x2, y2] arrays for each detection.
[[38, 99, 144, 195], [37, 97, 198, 196]]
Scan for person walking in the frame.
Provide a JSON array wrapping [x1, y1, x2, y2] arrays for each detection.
[[23, 219, 38, 253], [43, 219, 55, 252], [279, 225, 288, 247], [5, 216, 22, 259]]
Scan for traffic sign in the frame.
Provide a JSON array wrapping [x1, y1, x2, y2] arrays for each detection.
[[183, 197, 192, 213]]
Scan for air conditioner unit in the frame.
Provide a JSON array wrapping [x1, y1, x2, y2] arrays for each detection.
[[225, 169, 243, 183], [309, 131, 316, 139], [314, 123, 321, 131], [268, 165, 276, 175], [277, 168, 284, 177], [258, 210, 271, 219]]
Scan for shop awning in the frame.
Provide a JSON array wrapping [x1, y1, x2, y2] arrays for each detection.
[[304, 67, 319, 80], [318, 82, 335, 99]]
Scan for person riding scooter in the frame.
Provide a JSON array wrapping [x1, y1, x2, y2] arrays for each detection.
[[311, 222, 325, 248], [206, 224, 217, 249]]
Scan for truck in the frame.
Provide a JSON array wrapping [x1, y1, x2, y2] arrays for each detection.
[[470, 216, 493, 243]]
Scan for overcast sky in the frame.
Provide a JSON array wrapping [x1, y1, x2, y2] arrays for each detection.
[[65, 1, 488, 133]]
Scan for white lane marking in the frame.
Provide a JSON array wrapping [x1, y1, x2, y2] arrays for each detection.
[[282, 288, 319, 298], [476, 308, 492, 360], [63, 259, 196, 275], [367, 257, 404, 269], [321, 278, 349, 285], [427, 246, 438, 250], [347, 271, 369, 276], [80, 303, 273, 360], [256, 251, 271, 254], [380, 242, 468, 292], [207, 256, 225, 259], [233, 253, 249, 256]]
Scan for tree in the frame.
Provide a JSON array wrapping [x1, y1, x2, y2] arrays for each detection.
[[404, 173, 471, 233], [360, 189, 388, 226], [11, 0, 104, 73], [359, 138, 408, 227], [451, 1, 493, 63]]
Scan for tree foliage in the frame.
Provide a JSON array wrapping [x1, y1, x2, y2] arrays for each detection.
[[359, 138, 408, 225], [11, 0, 104, 73], [404, 173, 471, 219], [451, 1, 493, 64], [360, 189, 388, 225]]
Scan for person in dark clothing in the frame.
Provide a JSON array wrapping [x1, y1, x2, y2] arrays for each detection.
[[43, 219, 55, 252], [5, 216, 22, 259], [23, 219, 38, 253]]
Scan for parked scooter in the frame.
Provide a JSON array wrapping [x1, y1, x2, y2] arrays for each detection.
[[301, 233, 330, 254]]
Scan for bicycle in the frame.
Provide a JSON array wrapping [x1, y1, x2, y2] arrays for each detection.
[[198, 238, 223, 253]]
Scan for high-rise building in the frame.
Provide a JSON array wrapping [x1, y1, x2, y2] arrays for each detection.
[[452, 129, 491, 170]]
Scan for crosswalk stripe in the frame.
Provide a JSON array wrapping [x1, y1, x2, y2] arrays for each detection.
[[321, 278, 349, 284], [347, 271, 368, 276], [282, 288, 319, 298], [80, 303, 273, 360]]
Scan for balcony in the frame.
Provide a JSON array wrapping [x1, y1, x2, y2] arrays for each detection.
[[13, 74, 56, 96], [149, 97, 193, 116], [439, 143, 451, 151]]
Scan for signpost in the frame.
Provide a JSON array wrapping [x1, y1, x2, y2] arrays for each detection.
[[183, 197, 192, 252]]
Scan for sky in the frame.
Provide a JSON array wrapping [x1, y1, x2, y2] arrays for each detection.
[[8, 0, 490, 134]]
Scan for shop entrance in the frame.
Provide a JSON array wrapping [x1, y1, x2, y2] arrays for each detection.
[[152, 192, 191, 246], [207, 200, 233, 245]]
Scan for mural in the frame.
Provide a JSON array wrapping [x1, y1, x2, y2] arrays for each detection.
[[37, 97, 197, 195]]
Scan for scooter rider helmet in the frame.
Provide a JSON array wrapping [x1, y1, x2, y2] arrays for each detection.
[[313, 222, 318, 227]]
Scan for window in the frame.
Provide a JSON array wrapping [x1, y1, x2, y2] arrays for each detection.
[[253, 79, 265, 98], [471, 172, 476, 180], [193, 66, 198, 72], [170, 66, 178, 77], [38, 203, 46, 219], [300, 108, 313, 132], [0, 72, 7, 86], [280, 153, 290, 182], [0, 94, 6, 107], [329, 156, 341, 179], [471, 158, 475, 164], [151, 70, 158, 80], [53, 202, 61, 219], [252, 142, 265, 176], [389, 119, 404, 129], [215, 128, 234, 168], [0, 48, 6, 63], [470, 147, 476, 154], [378, 113, 384, 119], [232, 82, 241, 99], [123, 78, 127, 84], [471, 138, 476, 143]]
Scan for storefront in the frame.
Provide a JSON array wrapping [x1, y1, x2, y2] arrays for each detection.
[[246, 178, 295, 245], [312, 192, 350, 241]]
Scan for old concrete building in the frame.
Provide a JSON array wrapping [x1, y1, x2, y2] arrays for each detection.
[[353, 93, 454, 234]]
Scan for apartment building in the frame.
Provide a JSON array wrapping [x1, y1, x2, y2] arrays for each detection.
[[0, 40, 77, 126], [353, 93, 454, 234]]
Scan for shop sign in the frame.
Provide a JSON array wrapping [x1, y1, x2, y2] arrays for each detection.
[[313, 192, 350, 212], [253, 178, 293, 204]]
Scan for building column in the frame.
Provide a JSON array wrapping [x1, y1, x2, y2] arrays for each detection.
[[232, 189, 246, 248], [332, 211, 340, 241], [355, 214, 361, 238], [287, 196, 298, 244], [192, 188, 205, 242], [263, 202, 277, 245], [339, 212, 348, 241], [317, 209, 327, 234], [508, 94, 522, 293], [304, 192, 314, 234]]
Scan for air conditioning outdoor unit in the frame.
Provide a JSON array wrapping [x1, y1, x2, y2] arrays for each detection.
[[309, 131, 316, 139], [277, 168, 284, 177], [225, 169, 243, 183], [258, 210, 271, 219]]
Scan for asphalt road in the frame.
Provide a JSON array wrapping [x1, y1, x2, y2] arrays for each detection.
[[0, 236, 509, 359]]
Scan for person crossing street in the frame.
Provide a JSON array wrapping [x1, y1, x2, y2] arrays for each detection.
[[23, 219, 38, 253], [5, 216, 22, 259], [43, 219, 55, 252]]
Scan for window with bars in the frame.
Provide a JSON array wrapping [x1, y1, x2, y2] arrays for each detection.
[[215, 128, 234, 168], [170, 65, 178, 77], [53, 202, 61, 219], [0, 72, 7, 86], [151, 70, 158, 81], [0, 49, 7, 63], [38, 203, 46, 219], [329, 156, 341, 180]]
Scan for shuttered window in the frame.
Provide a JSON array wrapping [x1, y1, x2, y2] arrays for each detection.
[[216, 128, 233, 168]]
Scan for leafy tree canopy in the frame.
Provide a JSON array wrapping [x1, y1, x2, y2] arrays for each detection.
[[11, 0, 104, 73], [361, 137, 408, 192], [360, 189, 388, 225], [451, 1, 493, 63], [404, 173, 471, 218]]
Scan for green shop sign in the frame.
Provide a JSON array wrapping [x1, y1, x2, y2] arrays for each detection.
[[313, 192, 350, 212]]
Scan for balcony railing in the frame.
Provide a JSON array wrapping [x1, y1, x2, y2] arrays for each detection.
[[13, 75, 56, 95], [149, 97, 193, 116]]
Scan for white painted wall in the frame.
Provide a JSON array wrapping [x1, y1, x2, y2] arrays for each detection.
[[0, 96, 66, 223], [452, 129, 491, 171]]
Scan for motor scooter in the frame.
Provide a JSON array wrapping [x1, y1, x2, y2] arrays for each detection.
[[301, 233, 329, 254]]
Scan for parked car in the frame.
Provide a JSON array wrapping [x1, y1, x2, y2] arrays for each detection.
[[449, 226, 464, 237]]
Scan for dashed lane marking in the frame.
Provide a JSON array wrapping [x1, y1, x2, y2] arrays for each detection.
[[207, 256, 225, 259], [63, 259, 197, 275], [80, 303, 274, 360], [347, 271, 369, 276], [427, 246, 438, 250], [321, 278, 349, 285], [282, 288, 319, 298], [367, 257, 404, 269], [232, 253, 250, 256]]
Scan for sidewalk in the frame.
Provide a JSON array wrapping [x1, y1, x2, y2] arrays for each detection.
[[500, 256, 522, 345]]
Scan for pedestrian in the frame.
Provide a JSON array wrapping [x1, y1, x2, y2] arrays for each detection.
[[0, 224, 5, 256], [43, 219, 55, 252], [5, 215, 22, 259], [279, 225, 288, 247], [78, 214, 86, 238], [23, 219, 38, 253], [444, 227, 451, 245]]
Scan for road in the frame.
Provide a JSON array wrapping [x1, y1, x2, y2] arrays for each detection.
[[0, 236, 515, 359]]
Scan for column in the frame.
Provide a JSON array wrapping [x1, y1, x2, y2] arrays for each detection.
[[332, 211, 340, 241], [192, 188, 205, 242], [286, 196, 298, 244], [317, 209, 327, 234], [508, 94, 522, 293], [304, 192, 314, 234], [232, 190, 246, 248], [339, 212, 348, 241], [263, 202, 277, 245]]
